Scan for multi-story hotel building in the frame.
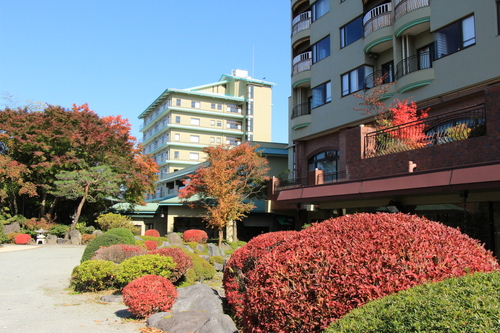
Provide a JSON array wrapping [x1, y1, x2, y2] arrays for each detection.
[[139, 69, 274, 201], [277, 0, 500, 254]]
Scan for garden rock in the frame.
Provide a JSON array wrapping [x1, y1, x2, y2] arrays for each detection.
[[147, 311, 237, 333], [196, 244, 205, 252], [57, 238, 70, 244], [46, 234, 58, 245], [183, 245, 194, 253], [214, 263, 224, 271], [160, 241, 171, 248], [3, 222, 20, 234], [100, 295, 123, 303], [69, 230, 82, 245], [207, 243, 220, 257], [93, 230, 103, 237], [171, 283, 224, 314], [167, 232, 183, 247]]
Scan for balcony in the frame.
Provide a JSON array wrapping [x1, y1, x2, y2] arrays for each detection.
[[291, 102, 311, 119], [292, 11, 311, 37], [292, 51, 312, 76], [395, 51, 431, 79], [364, 105, 486, 158], [364, 3, 392, 37], [395, 0, 430, 21]]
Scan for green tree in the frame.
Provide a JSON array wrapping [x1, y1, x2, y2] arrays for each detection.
[[179, 143, 269, 246]]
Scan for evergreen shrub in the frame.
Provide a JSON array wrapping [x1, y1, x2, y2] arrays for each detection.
[[183, 229, 208, 243], [71, 260, 117, 292], [105, 228, 136, 244], [80, 234, 124, 263], [81, 234, 95, 244], [144, 229, 160, 237], [179, 248, 215, 285], [115, 254, 176, 288], [92, 244, 147, 264], [122, 275, 178, 318], [238, 213, 499, 333], [148, 247, 193, 283], [95, 213, 137, 233], [326, 271, 500, 333], [49, 224, 69, 238]]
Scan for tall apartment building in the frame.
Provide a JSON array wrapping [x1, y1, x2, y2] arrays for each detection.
[[139, 69, 274, 201], [276, 0, 500, 254]]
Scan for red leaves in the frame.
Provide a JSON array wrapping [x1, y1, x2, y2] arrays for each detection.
[[144, 240, 157, 251], [182, 229, 208, 243], [144, 229, 160, 237], [14, 233, 32, 245], [232, 213, 499, 333], [148, 247, 193, 283]]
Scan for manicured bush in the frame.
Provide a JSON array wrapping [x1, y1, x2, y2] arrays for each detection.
[[239, 213, 499, 333], [179, 248, 215, 286], [148, 247, 193, 283], [144, 240, 157, 251], [49, 224, 69, 238], [183, 229, 208, 243], [92, 244, 147, 264], [105, 228, 136, 245], [7, 232, 20, 244], [138, 235, 166, 246], [81, 234, 95, 245], [80, 234, 124, 263], [223, 230, 299, 319], [14, 233, 32, 245], [144, 229, 160, 237], [209, 255, 224, 265], [326, 271, 500, 333], [122, 275, 178, 319], [95, 212, 138, 233], [70, 260, 117, 292], [115, 254, 176, 288]]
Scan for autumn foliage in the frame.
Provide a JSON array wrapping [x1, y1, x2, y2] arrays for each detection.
[[179, 143, 269, 245], [122, 275, 178, 318], [148, 247, 193, 283], [91, 244, 147, 264], [183, 229, 208, 244], [229, 213, 499, 333], [144, 240, 157, 251], [14, 233, 31, 245], [144, 229, 160, 238]]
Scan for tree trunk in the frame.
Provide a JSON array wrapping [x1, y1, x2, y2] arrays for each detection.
[[47, 196, 58, 218], [71, 184, 88, 232], [218, 228, 224, 247], [40, 192, 47, 217]]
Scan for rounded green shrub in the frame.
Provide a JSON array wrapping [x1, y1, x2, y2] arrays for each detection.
[[71, 260, 117, 292], [209, 255, 224, 265], [148, 247, 193, 283], [115, 254, 176, 288], [179, 248, 215, 285], [239, 213, 499, 333], [326, 271, 500, 333], [92, 244, 147, 264], [95, 212, 137, 233], [105, 228, 136, 245], [123, 275, 178, 319], [49, 224, 69, 238], [80, 234, 124, 263]]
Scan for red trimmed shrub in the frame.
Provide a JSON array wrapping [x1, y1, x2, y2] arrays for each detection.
[[92, 244, 147, 263], [239, 213, 500, 333], [148, 247, 193, 283], [144, 229, 160, 237], [144, 240, 157, 251], [223, 230, 299, 318], [183, 229, 208, 243], [122, 274, 178, 318], [14, 233, 32, 245]]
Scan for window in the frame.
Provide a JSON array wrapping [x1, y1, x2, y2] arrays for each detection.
[[313, 36, 330, 63], [210, 137, 215, 143], [227, 120, 242, 129], [175, 116, 181, 123], [190, 135, 199, 143], [226, 137, 241, 146], [217, 104, 222, 110], [216, 137, 221, 143], [174, 151, 179, 159], [217, 120, 222, 127], [340, 16, 363, 48], [174, 133, 180, 141], [434, 15, 475, 59], [341, 65, 373, 96], [190, 118, 200, 125], [381, 61, 394, 83], [312, 0, 329, 22], [176, 99, 181, 106], [189, 153, 199, 160], [227, 104, 240, 113], [211, 103, 216, 109], [308, 150, 340, 182], [417, 45, 432, 69], [191, 101, 200, 108], [210, 120, 216, 126], [247, 85, 254, 99], [312, 81, 331, 108]]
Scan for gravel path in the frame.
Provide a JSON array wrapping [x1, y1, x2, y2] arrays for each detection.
[[0, 245, 145, 333]]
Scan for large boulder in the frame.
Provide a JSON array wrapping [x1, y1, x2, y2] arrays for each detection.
[[3, 222, 20, 234], [147, 311, 237, 333], [171, 283, 223, 314], [207, 243, 220, 257], [46, 234, 58, 245], [167, 232, 183, 247], [69, 230, 82, 245]]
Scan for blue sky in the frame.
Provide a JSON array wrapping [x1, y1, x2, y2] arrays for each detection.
[[0, 0, 290, 143]]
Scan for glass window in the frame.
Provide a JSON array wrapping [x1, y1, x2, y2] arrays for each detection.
[[308, 150, 340, 182], [217, 120, 222, 127], [174, 151, 179, 159], [176, 99, 181, 106], [190, 135, 199, 143], [210, 120, 215, 126], [434, 15, 475, 59], [313, 36, 330, 63], [190, 118, 200, 125], [189, 153, 199, 160], [211, 103, 216, 109], [216, 137, 221, 143], [340, 16, 363, 48], [174, 133, 180, 141], [175, 116, 181, 123], [312, 0, 330, 22], [312, 81, 331, 109], [217, 104, 222, 110], [191, 101, 200, 108], [341, 66, 373, 96], [210, 137, 215, 143]]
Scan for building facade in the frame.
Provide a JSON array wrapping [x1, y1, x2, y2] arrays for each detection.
[[139, 69, 274, 201], [279, 0, 500, 254]]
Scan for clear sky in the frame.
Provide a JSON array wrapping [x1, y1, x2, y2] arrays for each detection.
[[0, 0, 290, 143]]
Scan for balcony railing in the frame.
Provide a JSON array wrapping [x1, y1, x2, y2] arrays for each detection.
[[364, 105, 486, 158], [292, 11, 311, 36], [274, 170, 349, 191], [292, 51, 312, 75], [364, 70, 394, 88], [291, 102, 311, 119], [395, 51, 432, 79], [395, 0, 430, 21], [364, 3, 392, 37]]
